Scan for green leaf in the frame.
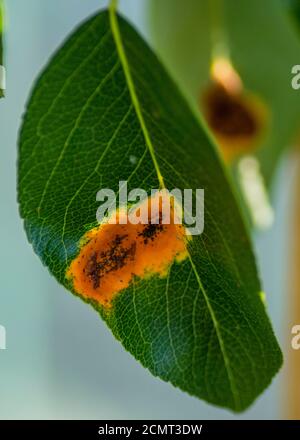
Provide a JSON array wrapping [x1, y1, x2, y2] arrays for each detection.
[[18, 8, 282, 412], [0, 0, 4, 98]]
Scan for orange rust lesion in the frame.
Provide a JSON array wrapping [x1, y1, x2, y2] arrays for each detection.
[[66, 193, 189, 308]]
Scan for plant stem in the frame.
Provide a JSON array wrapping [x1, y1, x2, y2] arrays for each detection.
[[109, 0, 118, 14], [208, 0, 230, 62]]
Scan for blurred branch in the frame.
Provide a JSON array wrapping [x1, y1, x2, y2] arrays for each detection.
[[286, 151, 300, 419]]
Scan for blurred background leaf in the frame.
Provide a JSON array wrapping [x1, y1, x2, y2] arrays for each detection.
[[149, 0, 300, 228], [283, 0, 300, 25]]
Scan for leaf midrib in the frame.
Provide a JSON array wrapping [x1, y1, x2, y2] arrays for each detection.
[[109, 3, 164, 190], [109, 3, 240, 409]]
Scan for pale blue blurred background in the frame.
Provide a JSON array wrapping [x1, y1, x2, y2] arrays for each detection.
[[0, 0, 293, 419]]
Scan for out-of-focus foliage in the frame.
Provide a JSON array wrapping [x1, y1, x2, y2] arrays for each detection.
[[283, 0, 300, 22], [150, 0, 300, 188]]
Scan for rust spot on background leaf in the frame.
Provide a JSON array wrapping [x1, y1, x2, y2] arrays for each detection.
[[202, 82, 267, 162], [204, 83, 258, 138], [66, 193, 189, 308], [201, 57, 268, 163]]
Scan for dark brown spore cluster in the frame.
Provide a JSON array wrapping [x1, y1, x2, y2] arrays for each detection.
[[85, 234, 136, 289], [138, 223, 164, 244]]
